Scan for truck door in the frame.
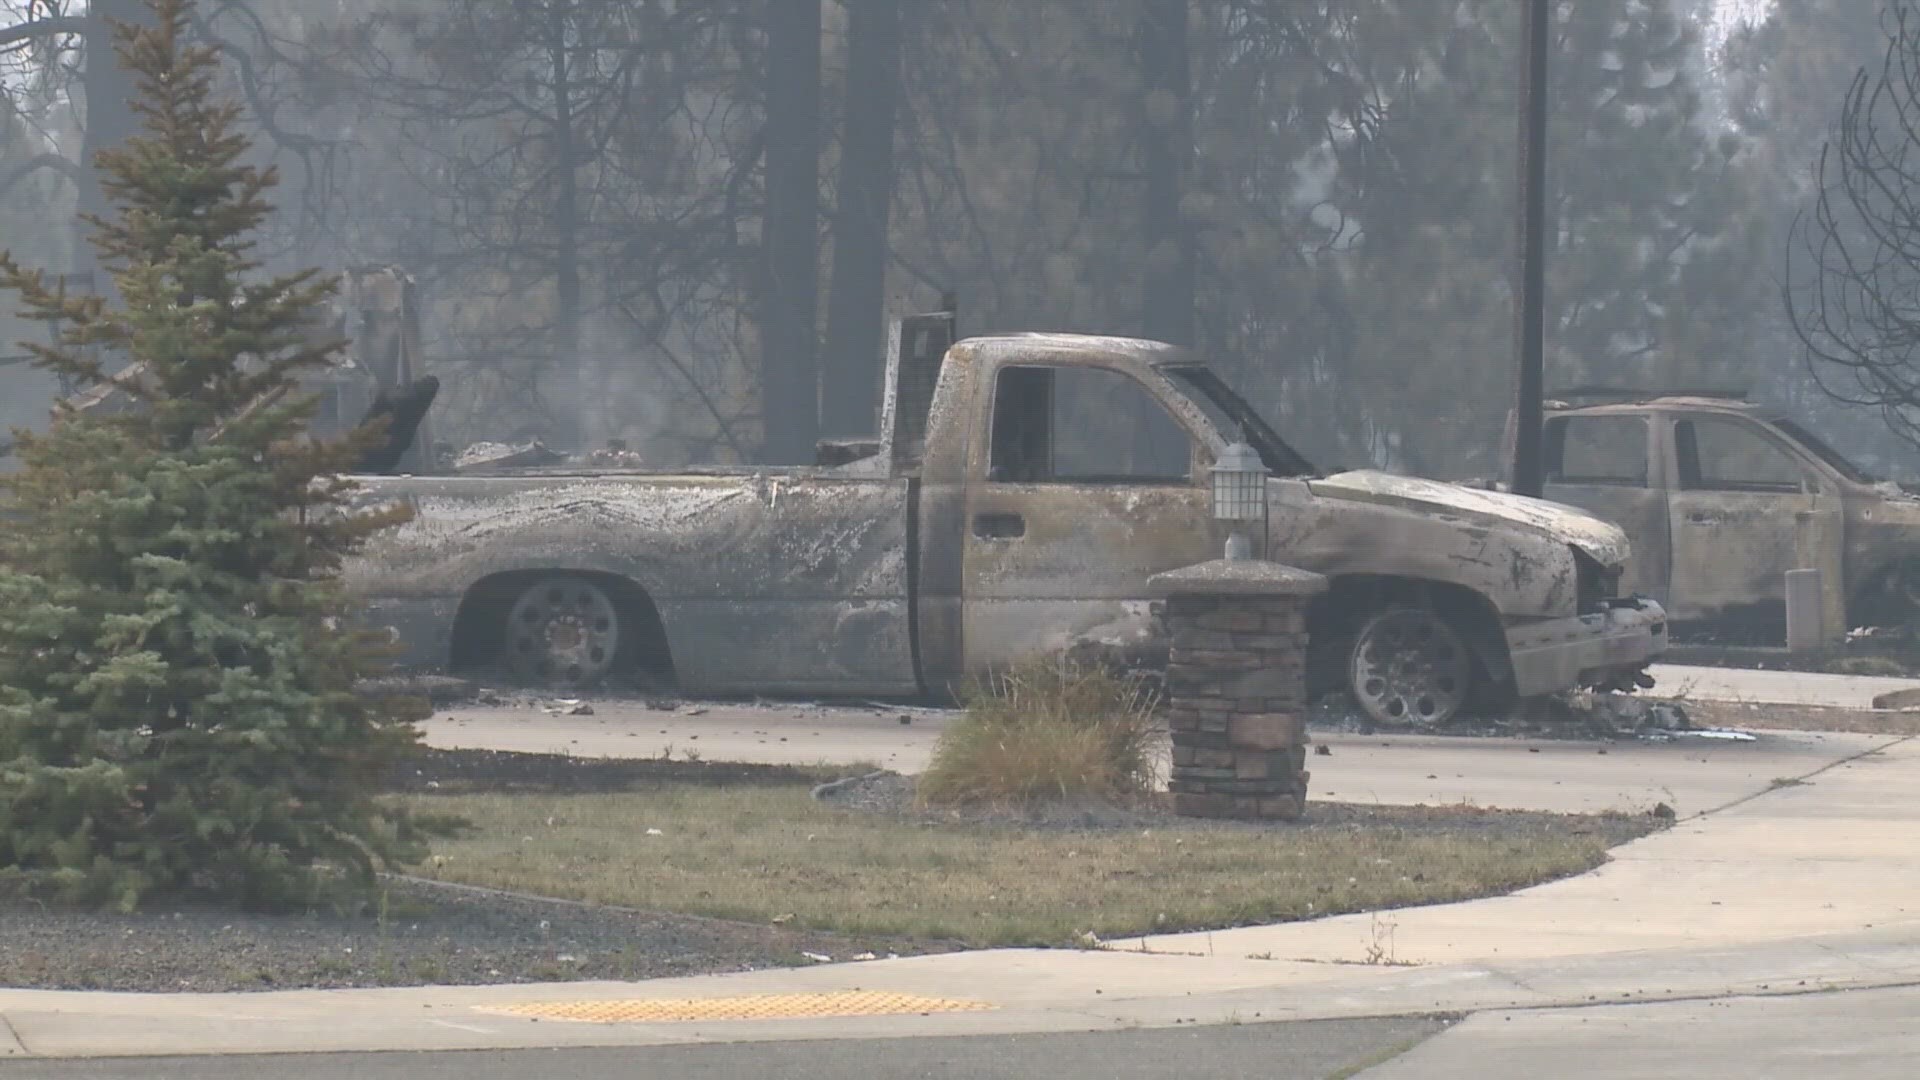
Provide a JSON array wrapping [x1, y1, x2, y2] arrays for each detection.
[[959, 363, 1218, 674], [1542, 413, 1669, 603], [1667, 413, 1843, 631]]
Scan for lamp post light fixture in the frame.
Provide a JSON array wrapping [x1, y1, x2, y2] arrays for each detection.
[[1210, 440, 1269, 561]]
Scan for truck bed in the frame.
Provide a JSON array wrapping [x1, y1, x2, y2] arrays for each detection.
[[345, 470, 920, 695]]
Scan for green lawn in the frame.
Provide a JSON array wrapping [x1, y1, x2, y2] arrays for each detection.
[[403, 783, 1644, 948]]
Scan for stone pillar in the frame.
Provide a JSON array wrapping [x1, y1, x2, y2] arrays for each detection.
[[1148, 559, 1328, 821]]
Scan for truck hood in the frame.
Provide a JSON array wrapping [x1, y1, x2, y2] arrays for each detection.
[[1306, 470, 1631, 567]]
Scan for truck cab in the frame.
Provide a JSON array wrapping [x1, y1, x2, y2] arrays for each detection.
[[816, 321, 1667, 724]]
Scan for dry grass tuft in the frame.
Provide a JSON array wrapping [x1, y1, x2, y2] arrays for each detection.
[[916, 656, 1160, 808]]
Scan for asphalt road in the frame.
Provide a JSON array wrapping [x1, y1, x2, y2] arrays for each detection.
[[1364, 984, 1920, 1079], [0, 1017, 1446, 1080]]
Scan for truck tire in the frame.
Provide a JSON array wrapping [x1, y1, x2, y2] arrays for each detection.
[[503, 575, 625, 688], [1347, 606, 1475, 728]]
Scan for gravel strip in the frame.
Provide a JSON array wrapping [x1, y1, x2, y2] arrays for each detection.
[[0, 876, 945, 993]]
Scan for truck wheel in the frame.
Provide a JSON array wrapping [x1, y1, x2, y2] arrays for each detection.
[[504, 575, 623, 687], [1348, 606, 1474, 728]]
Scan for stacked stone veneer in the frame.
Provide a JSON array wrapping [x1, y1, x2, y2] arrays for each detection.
[[1148, 559, 1327, 821]]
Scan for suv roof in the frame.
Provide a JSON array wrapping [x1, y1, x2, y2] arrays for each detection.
[[1545, 394, 1764, 415], [1543, 394, 1883, 485]]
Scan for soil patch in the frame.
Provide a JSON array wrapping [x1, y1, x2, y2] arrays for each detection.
[[390, 745, 846, 793]]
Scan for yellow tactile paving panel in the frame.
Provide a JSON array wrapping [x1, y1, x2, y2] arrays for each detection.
[[479, 991, 997, 1024]]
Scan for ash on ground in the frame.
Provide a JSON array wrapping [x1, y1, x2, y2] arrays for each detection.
[[1308, 691, 1706, 742]]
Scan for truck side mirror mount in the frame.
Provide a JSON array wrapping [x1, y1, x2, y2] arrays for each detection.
[[1269, 477, 1311, 509]]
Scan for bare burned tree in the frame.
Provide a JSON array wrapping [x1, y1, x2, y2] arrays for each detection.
[[192, 1, 361, 263], [1788, 2, 1920, 447], [1, 1, 349, 273], [323, 0, 766, 463]]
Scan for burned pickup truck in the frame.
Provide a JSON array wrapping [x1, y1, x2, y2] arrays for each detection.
[[346, 315, 1667, 726], [1536, 390, 1920, 641]]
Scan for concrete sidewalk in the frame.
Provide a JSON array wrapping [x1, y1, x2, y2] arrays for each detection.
[[1127, 732, 1920, 963], [5, 731, 1916, 1060], [6, 926, 1920, 1059]]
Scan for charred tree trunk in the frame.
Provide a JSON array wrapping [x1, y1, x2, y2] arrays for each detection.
[[1134, 0, 1193, 472], [549, 0, 586, 450], [1138, 0, 1193, 351], [820, 0, 903, 440], [760, 0, 822, 463], [75, 0, 148, 283]]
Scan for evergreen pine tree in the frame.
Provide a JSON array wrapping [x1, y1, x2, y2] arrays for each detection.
[[0, 0, 426, 910], [1304, 0, 1766, 473], [1548, 0, 1767, 393]]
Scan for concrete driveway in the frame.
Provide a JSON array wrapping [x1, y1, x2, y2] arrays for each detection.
[[1362, 984, 1920, 1079], [421, 699, 1891, 817], [1650, 663, 1920, 708]]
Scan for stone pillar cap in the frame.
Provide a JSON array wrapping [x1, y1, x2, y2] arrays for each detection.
[[1148, 559, 1329, 598]]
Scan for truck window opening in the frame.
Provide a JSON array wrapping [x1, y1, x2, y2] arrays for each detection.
[[1159, 365, 1316, 477], [987, 365, 1192, 483]]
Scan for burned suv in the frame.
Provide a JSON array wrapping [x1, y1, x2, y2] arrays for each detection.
[[1539, 390, 1920, 639]]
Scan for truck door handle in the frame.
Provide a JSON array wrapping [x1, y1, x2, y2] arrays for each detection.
[[973, 512, 1025, 539], [1687, 512, 1720, 525]]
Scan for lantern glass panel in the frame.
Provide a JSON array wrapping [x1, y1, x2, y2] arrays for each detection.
[[1209, 441, 1268, 522]]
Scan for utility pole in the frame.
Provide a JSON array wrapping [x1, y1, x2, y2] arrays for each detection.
[[1510, 0, 1550, 498], [760, 0, 823, 464]]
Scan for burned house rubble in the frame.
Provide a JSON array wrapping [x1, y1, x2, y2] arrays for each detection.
[[7, 266, 437, 474], [339, 313, 1670, 727]]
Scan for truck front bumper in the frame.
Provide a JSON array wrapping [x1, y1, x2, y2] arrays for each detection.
[[1505, 598, 1668, 699]]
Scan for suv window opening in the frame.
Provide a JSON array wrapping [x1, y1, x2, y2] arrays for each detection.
[[1767, 414, 1880, 484], [1675, 416, 1807, 493], [1545, 414, 1649, 487]]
